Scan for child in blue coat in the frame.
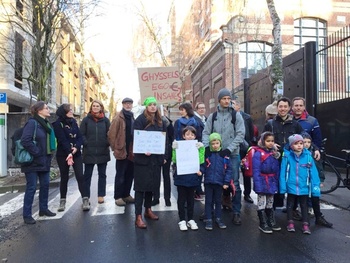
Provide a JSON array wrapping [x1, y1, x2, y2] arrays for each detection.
[[172, 126, 205, 231], [204, 133, 232, 230], [252, 131, 281, 234], [280, 134, 321, 234]]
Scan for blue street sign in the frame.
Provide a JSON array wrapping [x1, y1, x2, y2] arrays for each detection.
[[0, 93, 6, 103]]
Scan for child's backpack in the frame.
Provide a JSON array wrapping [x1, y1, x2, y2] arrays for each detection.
[[241, 146, 273, 177]]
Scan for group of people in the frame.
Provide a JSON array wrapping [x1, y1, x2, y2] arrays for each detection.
[[19, 90, 333, 235]]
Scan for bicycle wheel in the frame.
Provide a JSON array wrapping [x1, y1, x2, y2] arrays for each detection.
[[321, 161, 341, 194]]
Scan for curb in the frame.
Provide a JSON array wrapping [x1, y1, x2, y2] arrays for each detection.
[[0, 181, 60, 194]]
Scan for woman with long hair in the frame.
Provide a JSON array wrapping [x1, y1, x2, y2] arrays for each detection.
[[21, 101, 57, 224], [133, 97, 167, 229], [53, 103, 84, 212], [80, 100, 110, 210]]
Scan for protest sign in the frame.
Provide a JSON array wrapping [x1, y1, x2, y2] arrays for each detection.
[[133, 130, 166, 154], [176, 140, 199, 175]]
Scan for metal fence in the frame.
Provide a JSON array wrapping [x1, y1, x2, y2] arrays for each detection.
[[317, 24, 350, 104]]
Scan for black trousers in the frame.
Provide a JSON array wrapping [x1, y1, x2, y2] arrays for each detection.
[[134, 191, 152, 215], [177, 185, 196, 221], [287, 194, 308, 222], [153, 161, 171, 201]]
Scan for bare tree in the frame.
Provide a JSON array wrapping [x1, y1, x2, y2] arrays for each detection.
[[266, 0, 283, 99], [0, 0, 100, 103]]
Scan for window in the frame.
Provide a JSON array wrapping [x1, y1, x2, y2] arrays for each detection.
[[16, 0, 24, 19], [239, 42, 272, 81], [294, 18, 327, 50], [14, 32, 24, 89]]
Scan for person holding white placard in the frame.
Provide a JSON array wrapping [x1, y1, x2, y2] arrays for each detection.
[[172, 126, 205, 231], [133, 97, 168, 229]]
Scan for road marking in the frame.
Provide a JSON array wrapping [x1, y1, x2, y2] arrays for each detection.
[[0, 193, 25, 217]]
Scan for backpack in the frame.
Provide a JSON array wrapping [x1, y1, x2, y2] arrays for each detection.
[[211, 110, 249, 152], [240, 146, 273, 177]]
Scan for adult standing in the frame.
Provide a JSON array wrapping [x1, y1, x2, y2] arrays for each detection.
[[202, 88, 245, 225], [21, 101, 57, 224], [108, 97, 135, 207], [53, 104, 84, 212], [263, 97, 303, 208], [80, 100, 110, 210], [152, 107, 174, 207], [232, 100, 255, 203], [133, 97, 167, 229]]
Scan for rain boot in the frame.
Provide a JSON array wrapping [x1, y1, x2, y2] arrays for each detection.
[[265, 208, 281, 231], [257, 210, 273, 234]]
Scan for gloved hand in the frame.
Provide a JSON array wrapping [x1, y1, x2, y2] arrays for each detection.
[[220, 149, 231, 157], [195, 142, 204, 149], [172, 140, 178, 149], [205, 147, 211, 157]]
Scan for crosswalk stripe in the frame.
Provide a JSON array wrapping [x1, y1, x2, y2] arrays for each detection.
[[0, 193, 25, 217]]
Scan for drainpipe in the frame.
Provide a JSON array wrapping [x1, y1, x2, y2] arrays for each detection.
[[223, 39, 235, 93]]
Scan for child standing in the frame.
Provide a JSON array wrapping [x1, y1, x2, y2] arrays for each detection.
[[172, 126, 205, 231], [302, 132, 333, 228], [204, 133, 232, 230], [252, 132, 281, 234], [280, 134, 321, 234]]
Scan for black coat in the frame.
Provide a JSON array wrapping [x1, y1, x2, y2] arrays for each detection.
[[133, 113, 167, 192], [20, 118, 52, 173], [80, 113, 111, 164]]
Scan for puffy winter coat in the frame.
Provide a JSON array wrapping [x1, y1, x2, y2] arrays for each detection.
[[20, 118, 52, 173], [204, 151, 232, 186], [279, 147, 321, 197], [80, 113, 110, 164], [174, 115, 204, 142], [252, 149, 280, 194]]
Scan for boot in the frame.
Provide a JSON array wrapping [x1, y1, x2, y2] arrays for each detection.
[[57, 198, 66, 212], [222, 194, 232, 211], [135, 215, 147, 229], [82, 197, 90, 211], [257, 210, 273, 234], [144, 208, 159, 220], [265, 208, 281, 231]]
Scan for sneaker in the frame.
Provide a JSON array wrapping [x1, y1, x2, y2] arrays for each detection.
[[287, 220, 295, 232], [194, 194, 204, 201], [315, 216, 333, 228], [308, 207, 315, 218], [232, 214, 242, 225], [215, 218, 227, 229], [293, 210, 302, 221], [98, 196, 104, 204], [178, 220, 188, 231], [187, 220, 199, 230], [57, 198, 66, 212], [82, 197, 91, 211], [115, 198, 126, 206], [123, 196, 135, 203], [205, 220, 213, 231], [302, 222, 311, 235], [165, 199, 171, 207]]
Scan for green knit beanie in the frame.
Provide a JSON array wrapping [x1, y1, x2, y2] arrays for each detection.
[[143, 97, 157, 106], [209, 132, 222, 151]]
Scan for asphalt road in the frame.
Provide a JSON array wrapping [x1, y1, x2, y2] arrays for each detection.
[[0, 157, 349, 263]]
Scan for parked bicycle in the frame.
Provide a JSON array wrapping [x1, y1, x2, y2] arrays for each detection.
[[320, 138, 350, 194]]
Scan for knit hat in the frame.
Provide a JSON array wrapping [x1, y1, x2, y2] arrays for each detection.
[[288, 134, 304, 145], [143, 97, 157, 106], [209, 132, 222, 151], [122, 97, 133, 104], [217, 88, 231, 102], [265, 101, 278, 115], [56, 104, 69, 118]]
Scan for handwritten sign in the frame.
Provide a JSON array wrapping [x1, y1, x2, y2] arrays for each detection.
[[176, 140, 199, 175], [133, 130, 166, 154], [138, 67, 182, 104]]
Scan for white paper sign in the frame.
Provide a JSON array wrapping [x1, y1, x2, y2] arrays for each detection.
[[176, 140, 199, 175], [133, 130, 166, 154]]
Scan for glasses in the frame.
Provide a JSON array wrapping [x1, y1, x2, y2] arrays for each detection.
[[197, 107, 205, 110]]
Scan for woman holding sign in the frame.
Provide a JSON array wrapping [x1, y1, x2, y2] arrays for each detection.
[[133, 97, 167, 229]]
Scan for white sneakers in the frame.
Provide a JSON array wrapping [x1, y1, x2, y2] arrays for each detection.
[[178, 220, 188, 231], [187, 220, 199, 230], [178, 220, 199, 231]]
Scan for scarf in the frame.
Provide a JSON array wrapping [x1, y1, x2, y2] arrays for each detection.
[[34, 114, 57, 154], [91, 111, 105, 122]]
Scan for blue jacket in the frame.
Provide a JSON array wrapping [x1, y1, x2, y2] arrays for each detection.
[[174, 116, 204, 142], [252, 148, 279, 194], [20, 118, 52, 173], [172, 147, 205, 187], [204, 151, 232, 186], [279, 147, 321, 197]]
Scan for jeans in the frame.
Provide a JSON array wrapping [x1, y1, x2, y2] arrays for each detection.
[[23, 171, 50, 218], [84, 163, 107, 198], [57, 155, 85, 198], [114, 159, 134, 199], [230, 155, 242, 214], [205, 184, 223, 220], [134, 191, 152, 215], [177, 185, 196, 221], [153, 161, 171, 201]]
